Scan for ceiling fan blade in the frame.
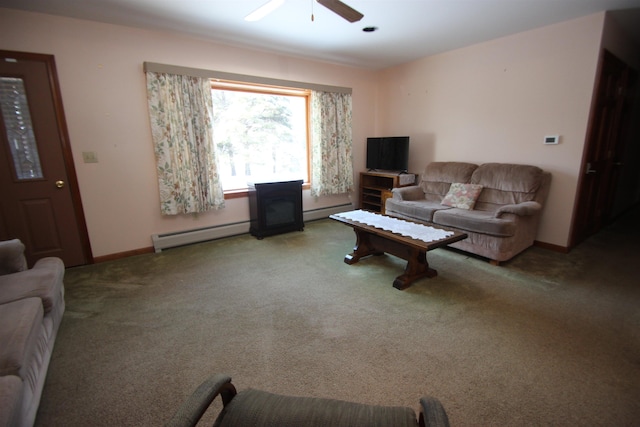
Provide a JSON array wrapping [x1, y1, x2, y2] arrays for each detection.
[[316, 0, 364, 23]]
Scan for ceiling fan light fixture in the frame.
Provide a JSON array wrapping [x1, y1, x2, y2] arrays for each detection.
[[245, 0, 285, 22]]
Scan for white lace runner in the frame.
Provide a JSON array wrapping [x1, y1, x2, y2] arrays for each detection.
[[335, 210, 454, 243]]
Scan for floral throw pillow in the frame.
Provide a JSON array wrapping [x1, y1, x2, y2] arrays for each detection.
[[441, 183, 483, 210]]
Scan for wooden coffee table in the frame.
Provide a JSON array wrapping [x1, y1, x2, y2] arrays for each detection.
[[330, 210, 467, 290]]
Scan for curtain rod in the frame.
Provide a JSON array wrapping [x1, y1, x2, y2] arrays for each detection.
[[143, 62, 352, 94]]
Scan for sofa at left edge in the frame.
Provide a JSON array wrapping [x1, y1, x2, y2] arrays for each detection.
[[0, 239, 65, 427]]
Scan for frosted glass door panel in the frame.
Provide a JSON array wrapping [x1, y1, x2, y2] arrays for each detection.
[[0, 76, 43, 180]]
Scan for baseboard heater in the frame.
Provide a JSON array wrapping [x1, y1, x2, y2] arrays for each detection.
[[151, 203, 353, 252]]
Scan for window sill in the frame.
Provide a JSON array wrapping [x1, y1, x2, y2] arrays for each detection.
[[224, 189, 249, 199]]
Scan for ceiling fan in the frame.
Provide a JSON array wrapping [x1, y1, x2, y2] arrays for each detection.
[[245, 0, 364, 23]]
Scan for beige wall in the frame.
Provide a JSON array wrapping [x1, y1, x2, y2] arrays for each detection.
[[0, 9, 378, 257], [375, 13, 606, 247], [1, 8, 632, 256]]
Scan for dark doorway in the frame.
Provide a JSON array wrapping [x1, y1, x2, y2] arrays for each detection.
[[0, 50, 91, 267], [571, 50, 637, 247]]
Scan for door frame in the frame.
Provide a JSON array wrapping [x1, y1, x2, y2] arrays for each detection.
[[1, 49, 93, 264]]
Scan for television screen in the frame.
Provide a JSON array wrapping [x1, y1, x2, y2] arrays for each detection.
[[366, 136, 409, 172]]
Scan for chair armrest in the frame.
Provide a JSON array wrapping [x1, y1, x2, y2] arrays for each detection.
[[166, 374, 237, 427], [494, 201, 541, 218], [419, 396, 450, 427], [0, 239, 28, 275], [392, 185, 425, 201]]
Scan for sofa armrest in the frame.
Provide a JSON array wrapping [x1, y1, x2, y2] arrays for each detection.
[[392, 185, 425, 201], [0, 257, 65, 312], [494, 201, 542, 218], [0, 239, 28, 275]]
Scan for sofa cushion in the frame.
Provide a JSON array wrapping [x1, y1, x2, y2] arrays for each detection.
[[419, 162, 478, 202], [0, 298, 43, 378], [470, 163, 544, 210], [0, 239, 28, 275], [433, 208, 516, 237], [214, 388, 419, 427], [0, 375, 23, 427], [385, 199, 451, 222], [0, 257, 64, 314], [441, 183, 483, 210]]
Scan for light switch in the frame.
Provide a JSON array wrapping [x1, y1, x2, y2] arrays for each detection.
[[82, 151, 98, 163]]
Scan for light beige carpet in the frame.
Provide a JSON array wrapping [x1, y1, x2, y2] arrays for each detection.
[[36, 209, 640, 426]]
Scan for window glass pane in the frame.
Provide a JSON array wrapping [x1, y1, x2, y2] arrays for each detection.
[[0, 77, 43, 180], [212, 88, 307, 191]]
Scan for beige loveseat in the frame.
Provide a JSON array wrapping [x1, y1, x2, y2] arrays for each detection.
[[0, 239, 65, 427], [385, 162, 551, 264]]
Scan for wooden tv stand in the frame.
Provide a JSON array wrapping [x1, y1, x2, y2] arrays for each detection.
[[359, 171, 415, 213]]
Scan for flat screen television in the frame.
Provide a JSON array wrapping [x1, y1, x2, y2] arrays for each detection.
[[366, 136, 410, 172]]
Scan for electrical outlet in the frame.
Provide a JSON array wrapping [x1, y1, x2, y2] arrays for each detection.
[[82, 151, 98, 163]]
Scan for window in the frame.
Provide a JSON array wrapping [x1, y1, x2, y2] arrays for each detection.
[[211, 80, 310, 192], [144, 62, 353, 213]]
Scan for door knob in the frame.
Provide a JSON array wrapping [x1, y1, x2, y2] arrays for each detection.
[[55, 180, 65, 188], [586, 163, 596, 175]]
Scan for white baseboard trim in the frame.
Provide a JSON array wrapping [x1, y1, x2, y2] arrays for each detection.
[[151, 203, 353, 252], [303, 203, 353, 222]]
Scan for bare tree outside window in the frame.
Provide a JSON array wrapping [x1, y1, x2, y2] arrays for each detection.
[[211, 83, 309, 191]]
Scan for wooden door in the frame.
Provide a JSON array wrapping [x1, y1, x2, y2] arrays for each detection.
[[572, 50, 635, 246], [0, 51, 91, 267]]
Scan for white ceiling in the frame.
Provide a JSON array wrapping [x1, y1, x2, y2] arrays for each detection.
[[1, 0, 640, 69]]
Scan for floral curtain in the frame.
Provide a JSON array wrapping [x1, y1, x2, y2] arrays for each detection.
[[145, 71, 225, 215], [309, 90, 354, 197]]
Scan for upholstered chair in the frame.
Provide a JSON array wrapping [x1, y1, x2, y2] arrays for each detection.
[[166, 374, 450, 427]]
